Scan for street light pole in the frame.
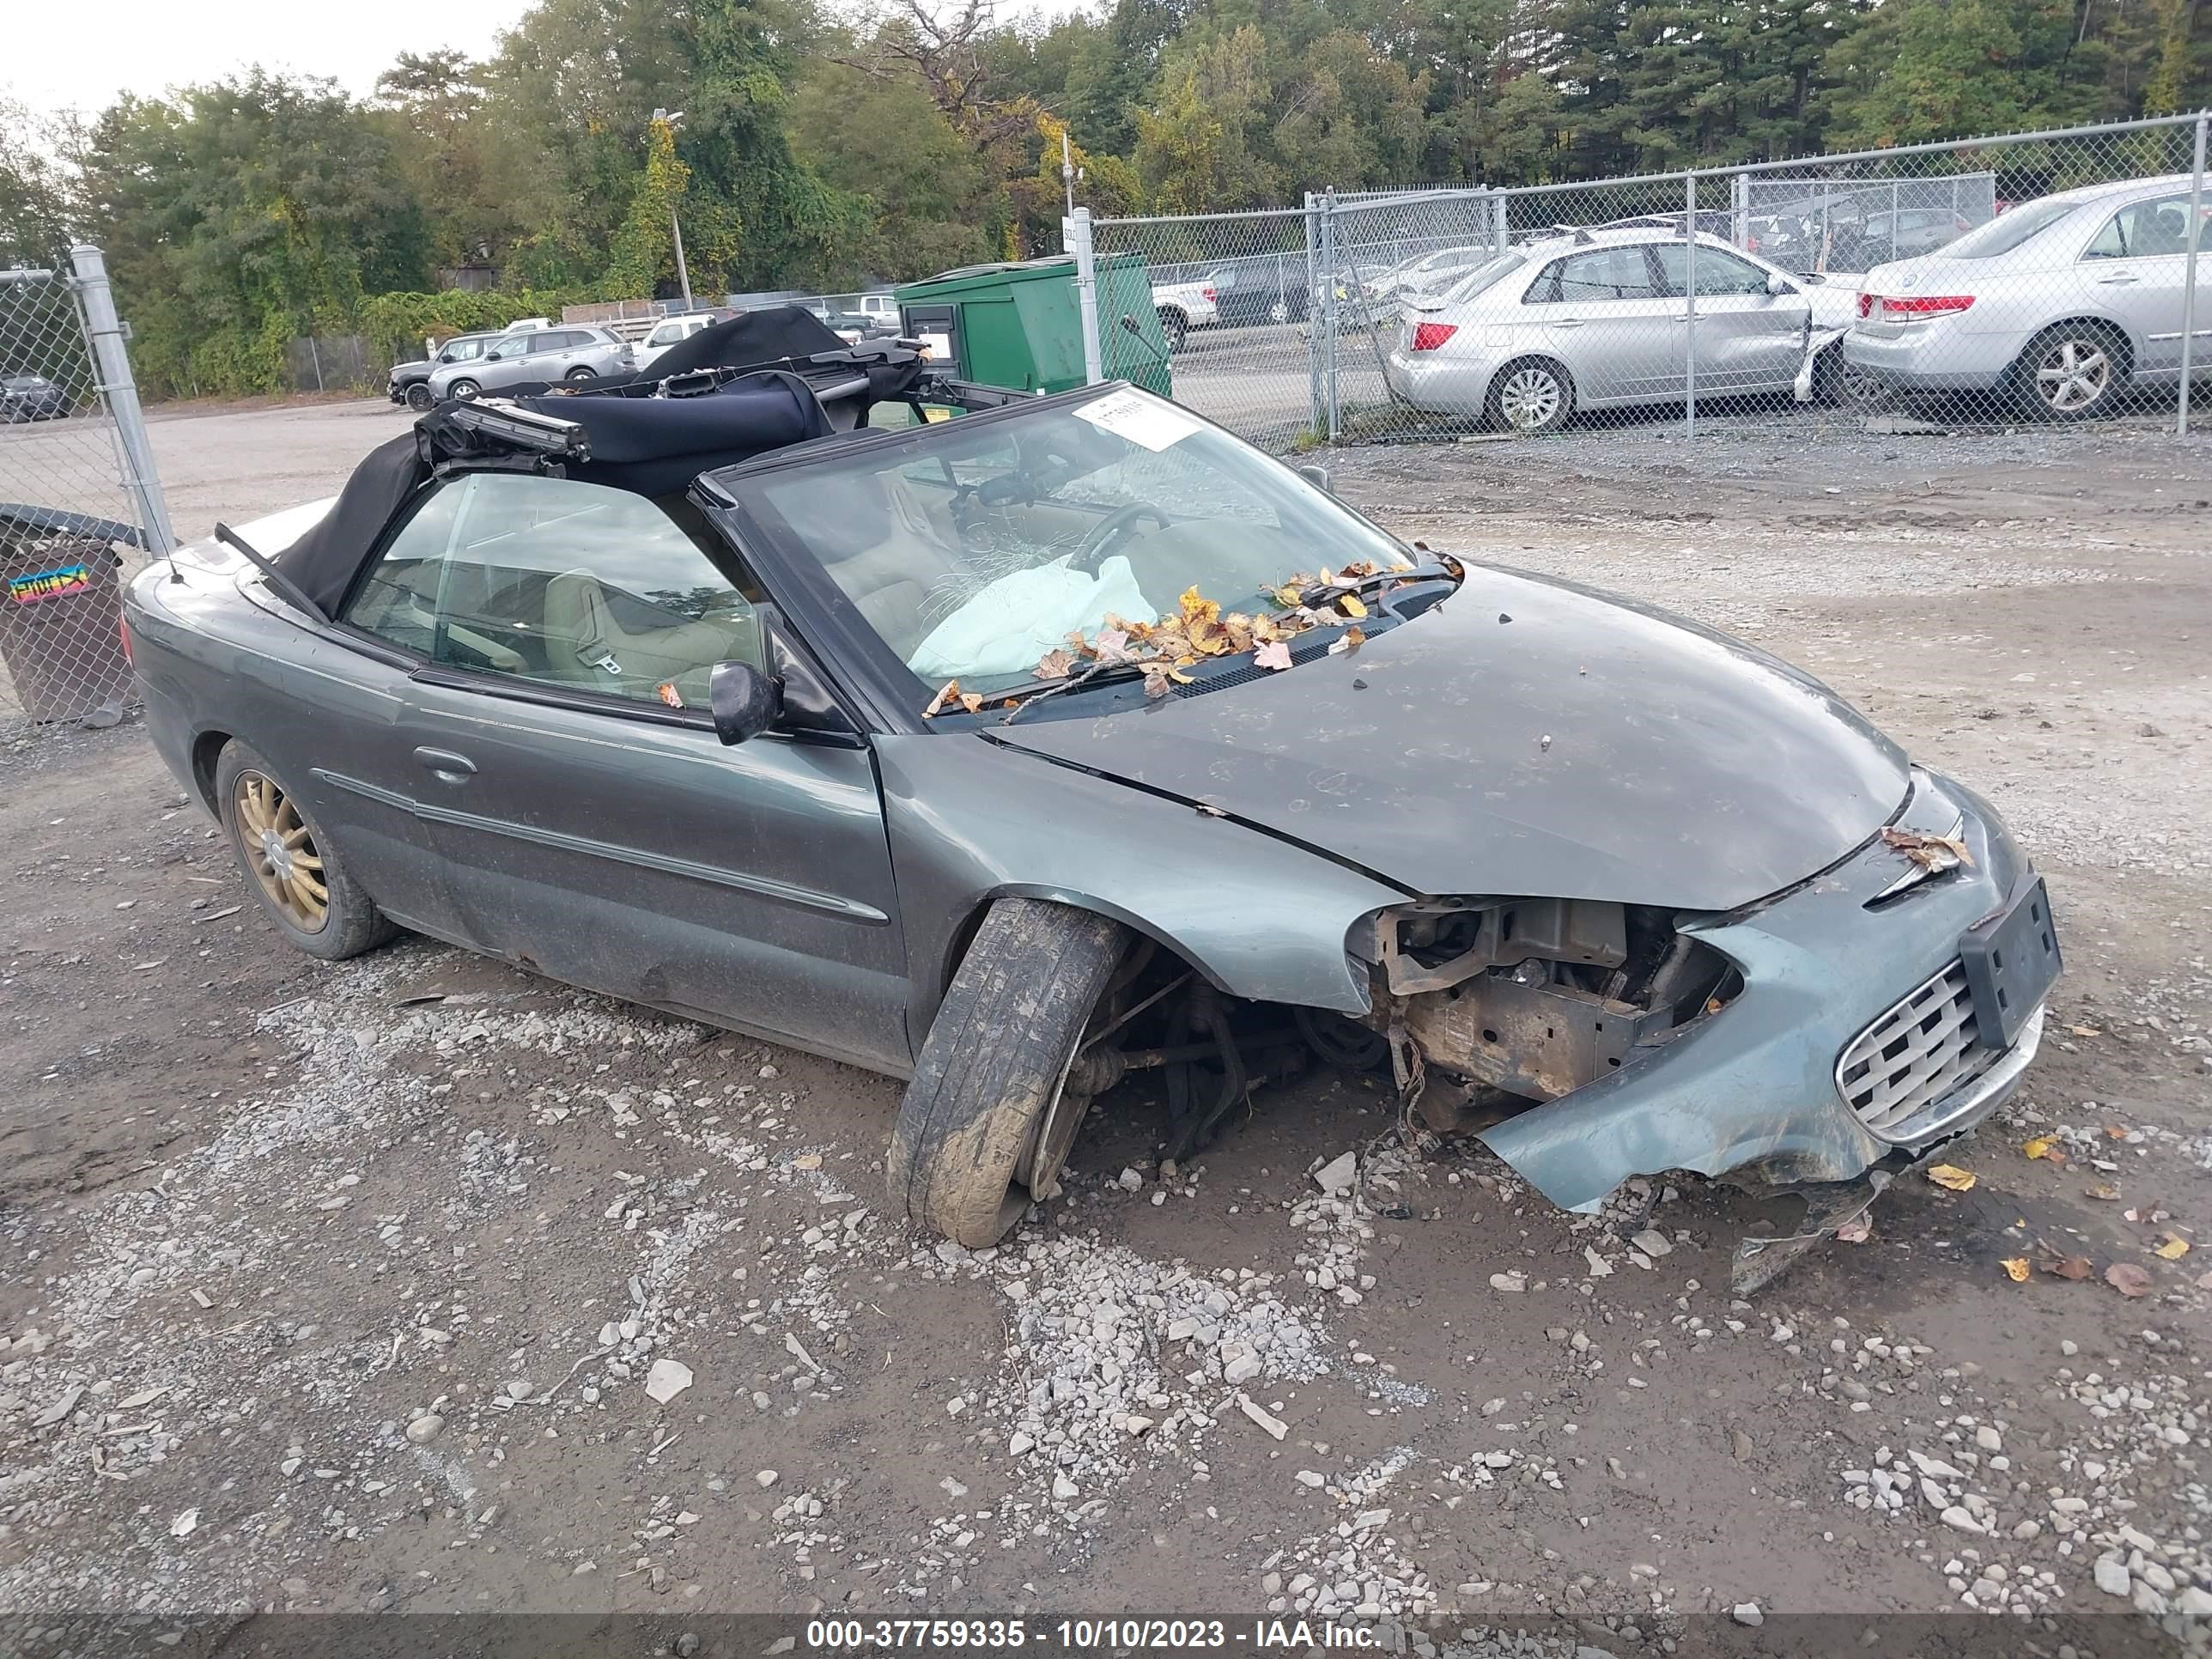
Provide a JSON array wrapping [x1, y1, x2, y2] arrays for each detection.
[[651, 107, 694, 308], [670, 210, 693, 309]]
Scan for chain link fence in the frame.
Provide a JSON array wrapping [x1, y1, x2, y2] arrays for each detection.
[[1077, 111, 2211, 450], [0, 247, 174, 732]]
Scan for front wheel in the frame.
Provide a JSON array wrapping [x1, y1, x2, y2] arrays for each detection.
[[888, 899, 1127, 1248], [447, 377, 482, 401], [1157, 309, 1188, 353], [214, 741, 398, 962], [404, 382, 435, 411], [1814, 344, 1885, 409], [1489, 358, 1575, 434]]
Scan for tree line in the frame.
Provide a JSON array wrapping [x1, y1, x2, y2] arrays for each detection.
[[1, 0, 2203, 397]]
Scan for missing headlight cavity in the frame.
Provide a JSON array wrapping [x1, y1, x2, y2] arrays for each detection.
[[1358, 899, 1739, 1106]]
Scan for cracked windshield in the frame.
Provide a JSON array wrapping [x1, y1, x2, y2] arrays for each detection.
[[750, 389, 1426, 710]]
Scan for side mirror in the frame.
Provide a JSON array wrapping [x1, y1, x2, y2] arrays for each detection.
[[708, 659, 781, 745], [1767, 270, 1795, 297], [1297, 462, 1334, 494]]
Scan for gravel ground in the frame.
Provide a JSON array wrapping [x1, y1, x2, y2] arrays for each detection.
[[1, 399, 2209, 1648]]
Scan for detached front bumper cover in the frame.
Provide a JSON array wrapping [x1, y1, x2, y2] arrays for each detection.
[[1475, 769, 2052, 1213]]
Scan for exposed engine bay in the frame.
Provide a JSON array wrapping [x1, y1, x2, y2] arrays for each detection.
[[1356, 897, 1741, 1123]]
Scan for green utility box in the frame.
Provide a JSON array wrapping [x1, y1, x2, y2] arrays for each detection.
[[895, 254, 1171, 398]]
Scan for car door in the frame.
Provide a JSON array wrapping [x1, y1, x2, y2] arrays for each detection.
[[1653, 242, 1810, 393], [343, 468, 912, 1072], [1520, 245, 1684, 404], [2077, 192, 2209, 380], [474, 331, 540, 392], [313, 481, 492, 945]]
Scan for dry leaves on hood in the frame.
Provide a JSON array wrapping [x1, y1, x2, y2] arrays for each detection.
[[1034, 649, 1075, 681], [1881, 825, 1974, 872], [1254, 640, 1292, 672], [2104, 1261, 2153, 1297], [1925, 1163, 1977, 1192], [923, 678, 982, 717], [1328, 625, 1367, 656]]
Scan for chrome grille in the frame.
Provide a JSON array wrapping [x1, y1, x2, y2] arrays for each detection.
[[1836, 959, 2002, 1139]]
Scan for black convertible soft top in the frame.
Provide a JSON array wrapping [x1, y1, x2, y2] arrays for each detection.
[[275, 313, 934, 618]]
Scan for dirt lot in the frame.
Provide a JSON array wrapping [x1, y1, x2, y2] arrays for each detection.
[[3, 398, 2210, 1647]]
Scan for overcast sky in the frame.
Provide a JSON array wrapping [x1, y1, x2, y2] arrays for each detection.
[[4, 0, 542, 118]]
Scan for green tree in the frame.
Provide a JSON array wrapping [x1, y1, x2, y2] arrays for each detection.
[[70, 72, 430, 395], [373, 50, 499, 271], [1, 94, 73, 264], [1820, 0, 2095, 146], [1133, 25, 1278, 209], [787, 58, 995, 282]]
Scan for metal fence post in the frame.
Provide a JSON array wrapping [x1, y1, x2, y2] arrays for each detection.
[[1322, 189, 1341, 442], [2180, 113, 2207, 438], [70, 244, 174, 556], [1305, 192, 1323, 438], [1731, 172, 1749, 248], [1683, 173, 1698, 440], [1062, 207, 1104, 386]]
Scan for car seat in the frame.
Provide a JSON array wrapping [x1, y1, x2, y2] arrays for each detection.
[[541, 570, 760, 705]]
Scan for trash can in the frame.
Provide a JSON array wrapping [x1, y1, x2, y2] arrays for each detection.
[[0, 506, 141, 724], [895, 254, 1172, 398]]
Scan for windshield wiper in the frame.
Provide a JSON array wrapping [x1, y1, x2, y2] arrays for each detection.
[[998, 658, 1152, 726], [1297, 557, 1459, 610]]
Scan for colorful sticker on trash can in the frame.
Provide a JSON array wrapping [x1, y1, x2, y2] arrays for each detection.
[[8, 563, 92, 604]]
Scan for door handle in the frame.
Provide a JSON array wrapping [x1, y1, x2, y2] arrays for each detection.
[[414, 746, 477, 782], [1553, 318, 1585, 328], [2096, 275, 2140, 285]]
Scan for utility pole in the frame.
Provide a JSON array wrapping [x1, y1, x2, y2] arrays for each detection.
[[652, 108, 694, 307]]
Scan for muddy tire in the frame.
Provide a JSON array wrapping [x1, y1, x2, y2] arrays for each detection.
[[888, 898, 1127, 1248], [214, 740, 398, 963]]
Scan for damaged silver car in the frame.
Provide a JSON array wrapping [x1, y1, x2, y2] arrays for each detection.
[[119, 316, 2061, 1271]]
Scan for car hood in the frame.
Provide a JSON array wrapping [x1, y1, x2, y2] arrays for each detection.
[[992, 567, 1910, 913]]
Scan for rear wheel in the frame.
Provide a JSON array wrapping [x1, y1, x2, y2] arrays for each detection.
[[214, 741, 398, 962], [1489, 358, 1574, 434], [888, 899, 1127, 1248], [447, 377, 482, 401], [2016, 323, 2125, 422], [565, 366, 598, 383], [1157, 308, 1188, 353]]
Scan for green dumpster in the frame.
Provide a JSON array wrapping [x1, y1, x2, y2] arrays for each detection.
[[894, 254, 1171, 398]]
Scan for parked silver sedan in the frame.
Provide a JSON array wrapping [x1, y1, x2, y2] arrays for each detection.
[[426, 325, 634, 401], [1385, 228, 1863, 431], [1844, 173, 2211, 420]]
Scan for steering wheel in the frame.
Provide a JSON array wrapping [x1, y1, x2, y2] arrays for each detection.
[[1072, 503, 1172, 573]]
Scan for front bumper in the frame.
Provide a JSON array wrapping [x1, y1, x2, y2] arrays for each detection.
[[1477, 769, 2053, 1212]]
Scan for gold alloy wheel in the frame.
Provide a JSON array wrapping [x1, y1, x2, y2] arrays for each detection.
[[232, 771, 330, 933]]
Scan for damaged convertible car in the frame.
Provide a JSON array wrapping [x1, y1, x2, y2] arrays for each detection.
[[122, 306, 2062, 1264]]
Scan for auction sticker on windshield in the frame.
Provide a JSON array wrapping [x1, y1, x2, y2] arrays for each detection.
[[1073, 387, 1205, 453]]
